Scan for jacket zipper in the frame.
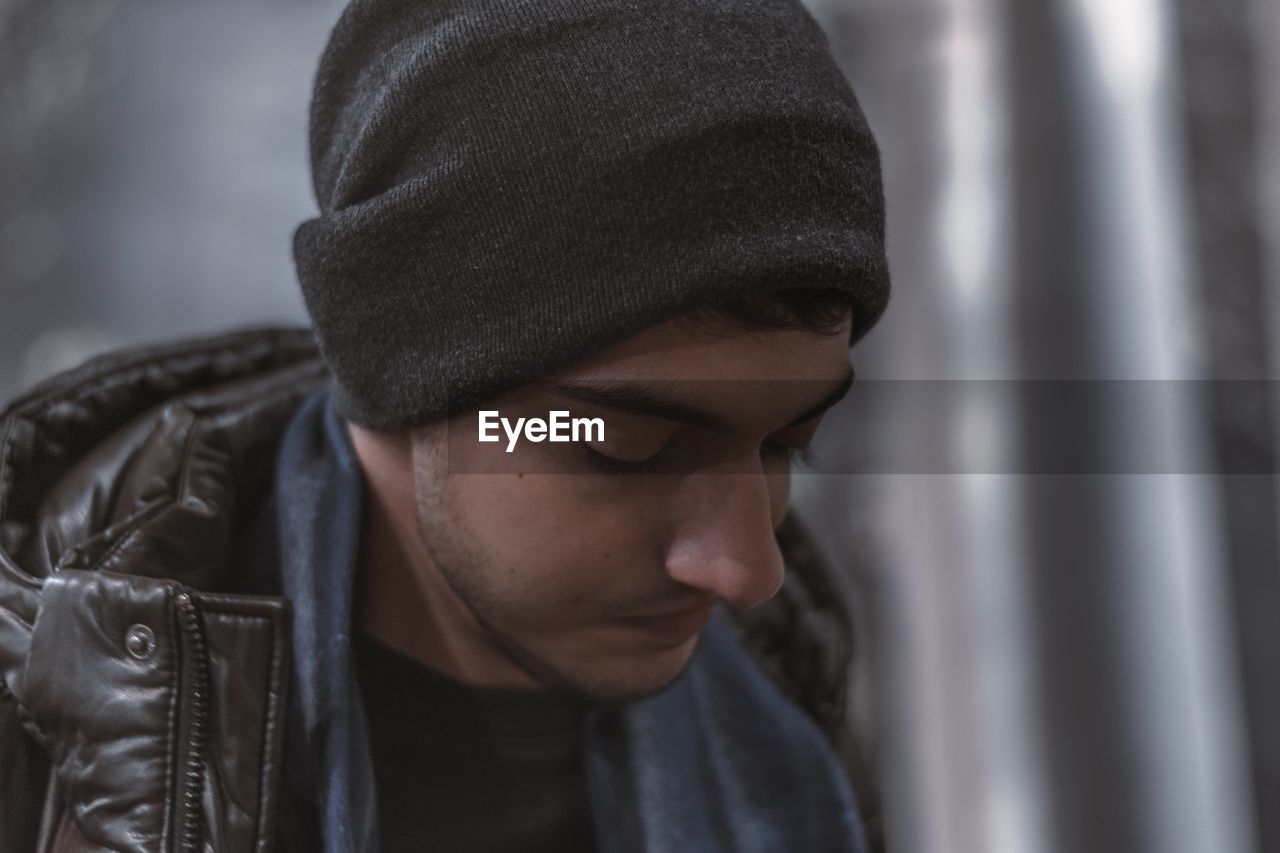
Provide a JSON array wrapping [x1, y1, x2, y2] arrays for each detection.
[[174, 590, 210, 853]]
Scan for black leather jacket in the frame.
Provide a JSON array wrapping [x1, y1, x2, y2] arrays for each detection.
[[0, 328, 870, 852]]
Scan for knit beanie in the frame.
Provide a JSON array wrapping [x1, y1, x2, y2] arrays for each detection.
[[293, 0, 890, 428]]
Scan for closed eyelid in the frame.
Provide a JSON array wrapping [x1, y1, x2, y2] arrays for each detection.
[[586, 437, 667, 463]]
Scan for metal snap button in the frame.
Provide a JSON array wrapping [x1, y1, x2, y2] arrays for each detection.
[[125, 624, 157, 660]]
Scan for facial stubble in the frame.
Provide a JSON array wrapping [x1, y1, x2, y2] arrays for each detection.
[[408, 432, 697, 703]]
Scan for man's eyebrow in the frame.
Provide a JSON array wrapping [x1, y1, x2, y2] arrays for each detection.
[[536, 367, 856, 433], [783, 367, 856, 427]]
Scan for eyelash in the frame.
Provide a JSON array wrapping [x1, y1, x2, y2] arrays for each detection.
[[577, 441, 814, 474], [765, 441, 818, 470], [578, 444, 666, 475]]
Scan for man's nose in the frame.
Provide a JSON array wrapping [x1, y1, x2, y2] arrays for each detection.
[[662, 469, 786, 611]]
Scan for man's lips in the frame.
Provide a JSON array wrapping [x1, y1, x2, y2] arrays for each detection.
[[615, 600, 716, 645]]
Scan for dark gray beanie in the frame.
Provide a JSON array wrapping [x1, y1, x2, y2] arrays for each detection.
[[293, 0, 890, 428]]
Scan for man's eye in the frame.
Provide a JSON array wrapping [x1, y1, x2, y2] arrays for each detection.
[[578, 440, 814, 474], [578, 443, 665, 474]]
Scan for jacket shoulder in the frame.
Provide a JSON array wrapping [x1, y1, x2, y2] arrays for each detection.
[[0, 326, 326, 853], [0, 326, 327, 592]]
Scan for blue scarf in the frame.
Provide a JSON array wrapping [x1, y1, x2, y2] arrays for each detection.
[[273, 391, 868, 852]]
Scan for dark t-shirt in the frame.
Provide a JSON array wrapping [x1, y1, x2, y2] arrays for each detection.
[[353, 632, 599, 853]]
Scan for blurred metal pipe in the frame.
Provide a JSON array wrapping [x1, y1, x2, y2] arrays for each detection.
[[808, 1, 1052, 851], [811, 0, 1260, 850], [1005, 1, 1258, 852], [1254, 0, 1280, 613], [877, 1, 1052, 851]]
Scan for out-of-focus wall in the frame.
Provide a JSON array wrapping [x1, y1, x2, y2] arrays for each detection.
[[0, 0, 338, 397]]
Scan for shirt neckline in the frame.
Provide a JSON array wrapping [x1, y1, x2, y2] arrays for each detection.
[[352, 630, 594, 741]]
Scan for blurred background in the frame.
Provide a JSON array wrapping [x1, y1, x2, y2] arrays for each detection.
[[0, 1, 1276, 852]]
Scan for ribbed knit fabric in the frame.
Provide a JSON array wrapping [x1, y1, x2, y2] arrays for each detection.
[[293, 0, 891, 428]]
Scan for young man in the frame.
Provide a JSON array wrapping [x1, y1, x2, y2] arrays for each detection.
[[0, 0, 889, 850]]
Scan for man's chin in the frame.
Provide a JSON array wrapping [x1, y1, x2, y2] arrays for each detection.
[[518, 638, 703, 704], [568, 660, 696, 704]]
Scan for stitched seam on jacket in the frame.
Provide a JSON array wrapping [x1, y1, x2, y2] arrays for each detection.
[[255, 613, 279, 849], [161, 586, 181, 852]]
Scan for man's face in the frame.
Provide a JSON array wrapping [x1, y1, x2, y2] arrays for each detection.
[[407, 313, 854, 702]]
